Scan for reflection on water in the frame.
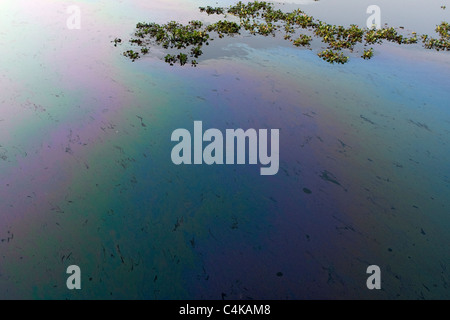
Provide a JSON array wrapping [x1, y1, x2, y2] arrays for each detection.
[[0, 0, 449, 299]]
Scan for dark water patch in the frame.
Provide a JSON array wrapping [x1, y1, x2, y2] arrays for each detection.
[[393, 162, 403, 168], [0, 230, 14, 243]]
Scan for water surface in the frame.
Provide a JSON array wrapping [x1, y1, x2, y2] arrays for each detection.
[[0, 0, 449, 299]]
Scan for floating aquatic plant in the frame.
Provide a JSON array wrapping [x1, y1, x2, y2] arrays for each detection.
[[117, 1, 449, 66], [191, 46, 203, 58], [422, 22, 450, 51], [362, 48, 374, 59], [123, 50, 140, 61], [178, 53, 188, 66], [112, 38, 122, 47], [199, 6, 225, 15], [164, 54, 176, 65], [293, 34, 312, 47], [206, 21, 241, 37], [317, 49, 348, 64]]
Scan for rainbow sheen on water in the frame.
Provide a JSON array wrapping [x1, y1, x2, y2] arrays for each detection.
[[0, 0, 449, 299]]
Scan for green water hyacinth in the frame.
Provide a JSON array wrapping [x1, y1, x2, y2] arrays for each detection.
[[112, 37, 122, 47], [199, 6, 225, 15], [362, 48, 374, 59], [318, 49, 349, 64], [123, 50, 140, 61], [206, 21, 241, 37], [191, 46, 202, 58], [293, 35, 312, 47], [422, 22, 450, 51], [117, 1, 449, 66]]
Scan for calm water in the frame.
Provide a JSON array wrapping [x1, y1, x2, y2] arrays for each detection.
[[0, 0, 449, 299]]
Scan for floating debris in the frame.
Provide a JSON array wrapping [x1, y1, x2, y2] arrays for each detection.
[[112, 37, 122, 47], [360, 115, 375, 125], [408, 120, 431, 132], [320, 170, 341, 186], [422, 22, 450, 51]]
